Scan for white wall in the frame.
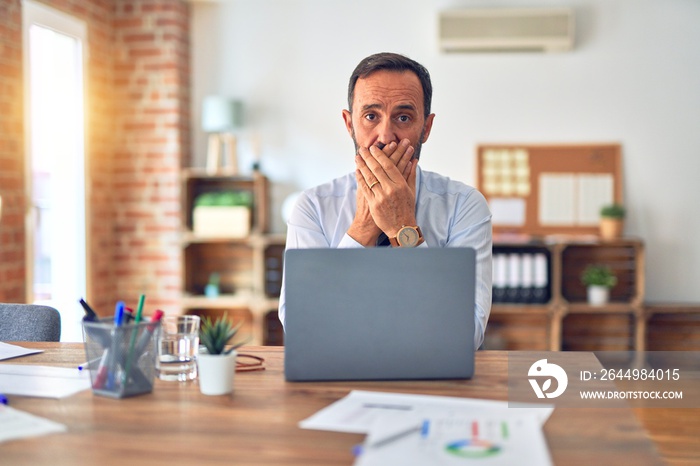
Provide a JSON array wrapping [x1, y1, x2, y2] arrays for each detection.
[[191, 0, 700, 303]]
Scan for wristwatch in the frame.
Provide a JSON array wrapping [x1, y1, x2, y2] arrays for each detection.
[[389, 226, 424, 248]]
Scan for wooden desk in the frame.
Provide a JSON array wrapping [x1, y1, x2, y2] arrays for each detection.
[[0, 344, 669, 465]]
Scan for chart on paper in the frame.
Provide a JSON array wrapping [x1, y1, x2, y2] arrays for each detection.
[[355, 413, 551, 466]]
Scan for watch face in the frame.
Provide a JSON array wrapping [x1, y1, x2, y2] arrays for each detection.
[[398, 227, 419, 247]]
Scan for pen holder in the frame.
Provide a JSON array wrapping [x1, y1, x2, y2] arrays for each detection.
[[82, 317, 161, 398]]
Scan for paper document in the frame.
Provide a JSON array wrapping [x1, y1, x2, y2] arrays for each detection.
[[299, 390, 553, 434], [0, 342, 43, 361], [300, 391, 554, 466], [355, 412, 551, 466], [0, 364, 91, 398], [0, 405, 67, 444]]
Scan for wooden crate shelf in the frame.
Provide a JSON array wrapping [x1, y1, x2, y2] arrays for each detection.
[[489, 237, 645, 351], [179, 170, 285, 345]]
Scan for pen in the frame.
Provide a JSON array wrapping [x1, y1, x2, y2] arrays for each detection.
[[0, 393, 8, 405], [114, 301, 125, 326], [356, 420, 428, 455], [135, 295, 145, 322], [78, 356, 102, 371], [106, 301, 126, 389], [122, 294, 146, 386], [362, 403, 413, 411], [367, 424, 423, 448]]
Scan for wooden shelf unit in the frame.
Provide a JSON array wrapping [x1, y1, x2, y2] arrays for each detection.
[[179, 169, 285, 345], [489, 237, 645, 351]]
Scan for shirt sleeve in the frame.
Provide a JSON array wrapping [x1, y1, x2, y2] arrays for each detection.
[[445, 190, 493, 351], [278, 191, 363, 326]]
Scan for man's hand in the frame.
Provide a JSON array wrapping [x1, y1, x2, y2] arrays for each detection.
[[347, 140, 414, 246], [354, 139, 417, 239]]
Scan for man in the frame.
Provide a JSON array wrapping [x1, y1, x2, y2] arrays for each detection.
[[279, 52, 492, 349]]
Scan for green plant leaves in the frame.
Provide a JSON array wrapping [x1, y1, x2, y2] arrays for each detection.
[[199, 314, 249, 355], [194, 191, 253, 207], [581, 265, 618, 288]]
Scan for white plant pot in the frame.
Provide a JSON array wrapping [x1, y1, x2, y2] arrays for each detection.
[[193, 206, 250, 238], [197, 350, 237, 395], [587, 286, 610, 306]]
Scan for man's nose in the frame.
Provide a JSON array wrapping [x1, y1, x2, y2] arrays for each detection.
[[375, 120, 398, 149]]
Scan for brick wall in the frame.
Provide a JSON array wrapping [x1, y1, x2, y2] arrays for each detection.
[[0, 0, 190, 316], [111, 0, 189, 313], [0, 0, 26, 302]]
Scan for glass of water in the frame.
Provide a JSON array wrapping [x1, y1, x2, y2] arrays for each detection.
[[156, 315, 200, 381]]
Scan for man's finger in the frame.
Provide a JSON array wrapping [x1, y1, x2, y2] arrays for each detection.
[[355, 156, 384, 197], [355, 151, 381, 186], [365, 145, 404, 184], [394, 142, 414, 179]]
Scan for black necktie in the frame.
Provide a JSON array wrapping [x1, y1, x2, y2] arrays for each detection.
[[376, 233, 391, 247]]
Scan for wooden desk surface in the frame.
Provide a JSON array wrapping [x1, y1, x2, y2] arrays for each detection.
[[0, 344, 674, 465]]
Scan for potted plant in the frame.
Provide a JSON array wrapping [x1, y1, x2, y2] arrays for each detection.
[[193, 190, 253, 238], [197, 314, 248, 395], [599, 203, 625, 240], [581, 264, 617, 306], [204, 272, 220, 298]]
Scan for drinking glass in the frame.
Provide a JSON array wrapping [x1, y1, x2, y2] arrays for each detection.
[[156, 315, 200, 381]]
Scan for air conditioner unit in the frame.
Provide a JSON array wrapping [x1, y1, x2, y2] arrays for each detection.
[[439, 8, 574, 53]]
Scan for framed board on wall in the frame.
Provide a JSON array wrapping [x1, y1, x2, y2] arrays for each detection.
[[476, 143, 622, 237]]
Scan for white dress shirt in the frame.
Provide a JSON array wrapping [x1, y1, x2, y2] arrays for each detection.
[[279, 165, 493, 349]]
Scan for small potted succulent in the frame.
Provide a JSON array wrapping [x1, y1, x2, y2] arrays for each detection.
[[204, 272, 220, 298], [599, 203, 625, 240], [197, 314, 248, 395], [581, 264, 617, 306]]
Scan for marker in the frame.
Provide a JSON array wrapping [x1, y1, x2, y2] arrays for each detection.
[[79, 298, 98, 321], [132, 310, 164, 356], [93, 349, 111, 389], [122, 295, 147, 386]]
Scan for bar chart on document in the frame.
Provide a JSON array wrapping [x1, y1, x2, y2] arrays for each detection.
[[355, 414, 551, 466]]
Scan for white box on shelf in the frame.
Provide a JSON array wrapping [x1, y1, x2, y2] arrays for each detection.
[[193, 206, 251, 238]]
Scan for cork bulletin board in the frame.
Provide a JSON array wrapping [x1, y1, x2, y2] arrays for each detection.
[[476, 144, 622, 236]]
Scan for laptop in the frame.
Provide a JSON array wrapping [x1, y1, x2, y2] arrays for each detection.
[[283, 247, 476, 381]]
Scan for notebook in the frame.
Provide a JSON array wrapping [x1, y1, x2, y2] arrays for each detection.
[[283, 247, 476, 381]]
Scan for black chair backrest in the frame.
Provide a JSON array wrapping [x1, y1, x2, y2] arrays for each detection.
[[0, 303, 61, 342]]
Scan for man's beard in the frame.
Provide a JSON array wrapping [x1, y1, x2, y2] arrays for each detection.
[[350, 125, 427, 161]]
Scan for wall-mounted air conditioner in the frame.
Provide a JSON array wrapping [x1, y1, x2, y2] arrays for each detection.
[[439, 8, 574, 53]]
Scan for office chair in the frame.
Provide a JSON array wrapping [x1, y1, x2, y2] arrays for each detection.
[[0, 303, 62, 342]]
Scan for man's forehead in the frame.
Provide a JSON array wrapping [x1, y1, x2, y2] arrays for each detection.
[[353, 70, 423, 110]]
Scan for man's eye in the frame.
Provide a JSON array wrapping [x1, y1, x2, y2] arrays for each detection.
[[365, 114, 376, 121], [398, 115, 410, 123]]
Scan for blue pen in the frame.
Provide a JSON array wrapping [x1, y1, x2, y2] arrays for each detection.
[[0, 394, 8, 405], [114, 301, 125, 326], [106, 301, 126, 389]]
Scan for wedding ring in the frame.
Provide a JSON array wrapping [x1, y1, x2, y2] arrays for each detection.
[[368, 181, 380, 190]]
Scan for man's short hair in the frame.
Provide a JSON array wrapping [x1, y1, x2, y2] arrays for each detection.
[[347, 52, 433, 117]]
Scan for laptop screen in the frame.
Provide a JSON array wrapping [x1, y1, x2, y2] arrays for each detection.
[[283, 247, 476, 381]]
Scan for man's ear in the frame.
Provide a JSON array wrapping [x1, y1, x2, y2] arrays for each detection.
[[421, 113, 436, 143], [342, 109, 354, 137]]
